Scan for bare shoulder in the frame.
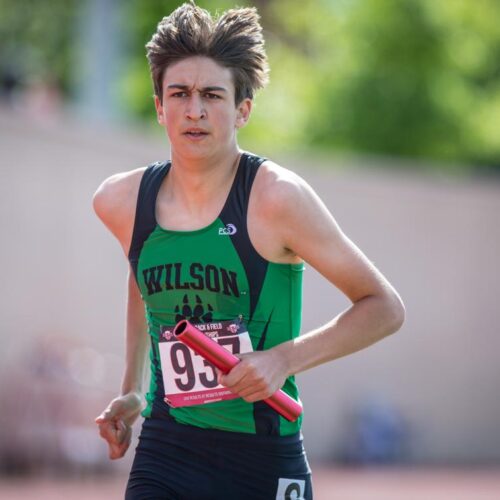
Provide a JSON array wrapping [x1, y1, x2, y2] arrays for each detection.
[[93, 167, 146, 217], [253, 160, 315, 216], [252, 160, 327, 228], [249, 159, 324, 263], [93, 167, 147, 251]]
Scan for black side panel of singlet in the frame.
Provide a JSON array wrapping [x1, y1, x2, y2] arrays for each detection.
[[219, 153, 281, 436], [128, 161, 173, 421], [128, 161, 170, 282], [219, 153, 269, 321]]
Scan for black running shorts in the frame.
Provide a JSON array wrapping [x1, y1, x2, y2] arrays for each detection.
[[125, 417, 313, 500]]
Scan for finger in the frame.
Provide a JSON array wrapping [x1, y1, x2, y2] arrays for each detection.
[[107, 430, 127, 458], [220, 373, 246, 390], [95, 411, 109, 423], [115, 420, 129, 445], [95, 414, 111, 424], [109, 441, 126, 460], [97, 420, 113, 439], [98, 418, 128, 444], [225, 371, 267, 396], [109, 425, 132, 459], [97, 421, 119, 444], [220, 363, 249, 387], [241, 390, 268, 403], [95, 406, 116, 423], [235, 386, 260, 399], [222, 379, 257, 399], [236, 382, 270, 399]]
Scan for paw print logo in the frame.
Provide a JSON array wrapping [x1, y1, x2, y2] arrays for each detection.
[[175, 294, 214, 324]]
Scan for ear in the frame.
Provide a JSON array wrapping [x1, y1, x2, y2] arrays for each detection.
[[154, 95, 165, 125], [235, 98, 252, 129]]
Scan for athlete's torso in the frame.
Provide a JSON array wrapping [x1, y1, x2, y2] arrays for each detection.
[[128, 152, 304, 436]]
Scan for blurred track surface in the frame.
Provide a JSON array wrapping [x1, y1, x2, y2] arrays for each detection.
[[1, 466, 499, 499]]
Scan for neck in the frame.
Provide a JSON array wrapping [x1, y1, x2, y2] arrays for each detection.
[[167, 146, 241, 211]]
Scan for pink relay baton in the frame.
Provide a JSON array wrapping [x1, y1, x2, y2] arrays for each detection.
[[173, 320, 303, 422]]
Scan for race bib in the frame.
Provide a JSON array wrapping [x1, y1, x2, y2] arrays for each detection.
[[159, 319, 253, 407]]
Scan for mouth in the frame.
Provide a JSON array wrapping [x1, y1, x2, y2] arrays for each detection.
[[183, 129, 209, 138]]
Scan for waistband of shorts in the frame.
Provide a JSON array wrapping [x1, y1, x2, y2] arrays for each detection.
[[141, 416, 304, 451]]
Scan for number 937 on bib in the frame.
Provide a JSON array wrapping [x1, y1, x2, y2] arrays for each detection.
[[159, 319, 253, 407]]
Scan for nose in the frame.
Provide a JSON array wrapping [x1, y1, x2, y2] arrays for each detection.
[[185, 93, 206, 121]]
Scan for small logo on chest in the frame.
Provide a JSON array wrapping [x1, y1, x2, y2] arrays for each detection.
[[218, 223, 237, 236]]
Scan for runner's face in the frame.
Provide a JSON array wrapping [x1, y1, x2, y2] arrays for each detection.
[[155, 56, 251, 161]]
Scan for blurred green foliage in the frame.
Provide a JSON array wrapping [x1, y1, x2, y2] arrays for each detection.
[[309, 0, 500, 168], [0, 0, 78, 94], [1, 0, 500, 169]]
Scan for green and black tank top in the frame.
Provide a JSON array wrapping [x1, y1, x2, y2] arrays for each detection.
[[128, 152, 304, 436]]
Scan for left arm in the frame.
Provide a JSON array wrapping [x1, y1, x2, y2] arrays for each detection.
[[219, 165, 405, 402]]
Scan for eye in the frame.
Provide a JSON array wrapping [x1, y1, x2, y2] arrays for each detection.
[[171, 91, 188, 98], [205, 93, 222, 100]]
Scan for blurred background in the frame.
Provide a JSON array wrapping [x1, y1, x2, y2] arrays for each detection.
[[1, 0, 499, 498]]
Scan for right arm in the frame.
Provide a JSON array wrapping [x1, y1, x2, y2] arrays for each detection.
[[121, 268, 149, 400], [92, 168, 149, 459]]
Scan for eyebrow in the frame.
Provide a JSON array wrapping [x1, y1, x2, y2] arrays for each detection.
[[166, 84, 228, 93]]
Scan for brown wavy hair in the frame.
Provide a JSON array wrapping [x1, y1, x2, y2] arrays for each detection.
[[146, 1, 269, 105]]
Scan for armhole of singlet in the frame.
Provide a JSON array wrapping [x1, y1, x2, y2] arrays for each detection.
[[128, 161, 170, 282], [219, 152, 269, 321]]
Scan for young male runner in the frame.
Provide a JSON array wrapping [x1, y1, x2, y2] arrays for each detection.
[[94, 3, 405, 499]]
